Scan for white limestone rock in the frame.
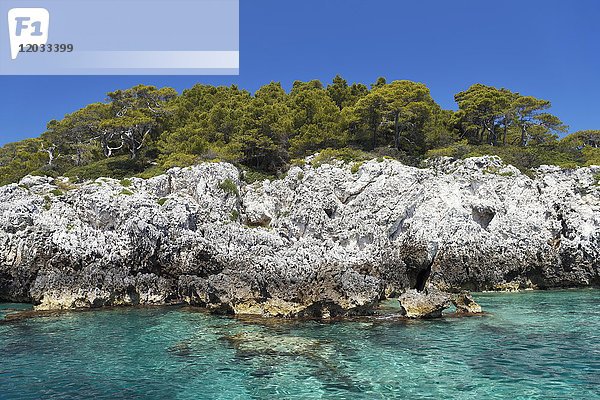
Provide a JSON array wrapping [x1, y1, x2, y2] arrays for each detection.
[[0, 156, 598, 317]]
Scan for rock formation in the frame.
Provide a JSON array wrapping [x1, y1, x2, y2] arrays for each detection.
[[397, 288, 483, 318], [0, 156, 598, 317], [452, 291, 483, 314], [398, 289, 452, 318]]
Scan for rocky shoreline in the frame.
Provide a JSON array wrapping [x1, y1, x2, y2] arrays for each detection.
[[0, 156, 598, 317]]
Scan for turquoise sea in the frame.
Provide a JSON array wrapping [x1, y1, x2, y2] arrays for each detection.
[[1, 290, 599, 399]]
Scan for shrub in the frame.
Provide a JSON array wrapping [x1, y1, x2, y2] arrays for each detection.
[[240, 167, 275, 184], [120, 178, 132, 187], [290, 158, 306, 167], [52, 179, 77, 191], [311, 147, 371, 168], [583, 147, 600, 166], [157, 198, 168, 206], [119, 189, 134, 196], [49, 189, 63, 196], [158, 153, 199, 170], [43, 195, 52, 210], [427, 143, 584, 173], [65, 156, 151, 182], [425, 140, 472, 159], [136, 165, 165, 179], [230, 209, 240, 221], [351, 161, 364, 174], [219, 178, 239, 196], [499, 171, 515, 177]]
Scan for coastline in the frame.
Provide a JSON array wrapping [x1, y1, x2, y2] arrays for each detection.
[[3, 286, 598, 323], [0, 155, 598, 317]]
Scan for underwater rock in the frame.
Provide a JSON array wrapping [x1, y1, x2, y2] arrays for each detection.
[[398, 289, 452, 318], [224, 331, 326, 357]]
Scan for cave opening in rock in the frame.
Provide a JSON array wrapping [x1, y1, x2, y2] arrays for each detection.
[[472, 207, 495, 229], [414, 265, 431, 292]]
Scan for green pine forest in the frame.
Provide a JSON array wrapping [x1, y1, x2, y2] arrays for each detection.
[[1, 76, 599, 185]]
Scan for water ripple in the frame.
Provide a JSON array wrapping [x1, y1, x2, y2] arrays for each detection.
[[1, 290, 599, 399]]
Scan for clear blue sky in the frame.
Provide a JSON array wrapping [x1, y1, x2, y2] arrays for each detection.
[[1, 0, 598, 145]]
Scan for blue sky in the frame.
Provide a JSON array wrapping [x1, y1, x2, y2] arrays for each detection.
[[1, 0, 598, 145]]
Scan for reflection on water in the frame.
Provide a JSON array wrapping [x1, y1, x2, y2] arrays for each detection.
[[1, 290, 599, 399]]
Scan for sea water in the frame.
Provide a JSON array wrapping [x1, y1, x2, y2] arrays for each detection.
[[1, 290, 599, 399]]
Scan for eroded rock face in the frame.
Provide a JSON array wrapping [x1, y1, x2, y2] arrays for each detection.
[[0, 156, 598, 317]]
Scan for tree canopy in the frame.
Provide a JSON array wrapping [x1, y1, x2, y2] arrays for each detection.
[[0, 78, 594, 186]]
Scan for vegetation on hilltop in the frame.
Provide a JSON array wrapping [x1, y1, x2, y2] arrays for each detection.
[[1, 78, 598, 185]]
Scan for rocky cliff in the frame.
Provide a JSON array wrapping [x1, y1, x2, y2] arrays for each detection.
[[0, 156, 598, 317]]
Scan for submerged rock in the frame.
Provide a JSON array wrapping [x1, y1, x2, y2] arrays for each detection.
[[398, 289, 452, 318], [224, 331, 326, 357], [0, 156, 598, 317]]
